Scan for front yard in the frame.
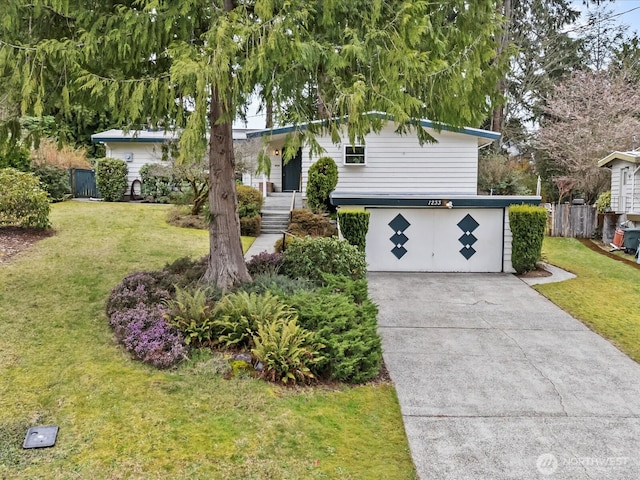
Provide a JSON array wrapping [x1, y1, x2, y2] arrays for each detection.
[[538, 237, 640, 362], [0, 201, 415, 479]]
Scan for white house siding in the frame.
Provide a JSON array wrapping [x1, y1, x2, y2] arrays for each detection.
[[604, 159, 640, 214], [503, 210, 514, 273], [104, 142, 167, 193], [300, 125, 479, 197]]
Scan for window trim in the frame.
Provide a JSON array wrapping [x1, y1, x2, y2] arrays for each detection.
[[343, 144, 367, 165]]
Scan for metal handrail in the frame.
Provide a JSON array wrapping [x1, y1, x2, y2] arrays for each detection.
[[289, 189, 297, 221]]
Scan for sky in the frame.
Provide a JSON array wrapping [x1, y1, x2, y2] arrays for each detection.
[[235, 1, 640, 130]]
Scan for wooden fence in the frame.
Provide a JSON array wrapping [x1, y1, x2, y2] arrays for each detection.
[[548, 204, 597, 238]]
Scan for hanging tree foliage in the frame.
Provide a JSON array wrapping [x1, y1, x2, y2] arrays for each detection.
[[0, 0, 505, 289]]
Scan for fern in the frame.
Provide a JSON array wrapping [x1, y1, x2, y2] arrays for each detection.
[[164, 286, 215, 345]]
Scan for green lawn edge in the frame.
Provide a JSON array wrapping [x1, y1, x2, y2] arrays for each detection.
[[537, 237, 640, 362], [0, 201, 416, 480]]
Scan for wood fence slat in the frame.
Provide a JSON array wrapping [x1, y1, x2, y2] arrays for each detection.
[[548, 204, 596, 238]]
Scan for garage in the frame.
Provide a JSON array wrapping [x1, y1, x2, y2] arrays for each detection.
[[332, 194, 541, 273], [367, 207, 504, 272]]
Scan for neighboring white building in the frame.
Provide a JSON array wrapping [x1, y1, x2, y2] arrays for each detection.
[[248, 114, 541, 273], [91, 129, 248, 196], [598, 150, 640, 225]]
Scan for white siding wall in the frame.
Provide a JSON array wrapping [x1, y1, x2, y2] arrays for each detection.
[[105, 142, 166, 192], [503, 209, 514, 273], [300, 125, 479, 196], [607, 160, 640, 213]]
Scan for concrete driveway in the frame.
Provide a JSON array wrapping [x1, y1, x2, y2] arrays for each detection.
[[369, 273, 640, 479]]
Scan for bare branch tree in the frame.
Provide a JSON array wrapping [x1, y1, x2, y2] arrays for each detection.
[[536, 69, 640, 203]]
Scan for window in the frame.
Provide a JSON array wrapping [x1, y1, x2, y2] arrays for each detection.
[[344, 145, 366, 165]]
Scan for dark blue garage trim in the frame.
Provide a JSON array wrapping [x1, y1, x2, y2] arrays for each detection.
[[330, 193, 541, 208]]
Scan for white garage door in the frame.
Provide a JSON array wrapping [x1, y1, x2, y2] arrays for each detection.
[[366, 208, 504, 272]]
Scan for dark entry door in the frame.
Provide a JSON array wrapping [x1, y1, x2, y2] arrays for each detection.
[[282, 148, 302, 192]]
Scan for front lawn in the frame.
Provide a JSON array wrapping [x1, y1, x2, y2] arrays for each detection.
[[538, 237, 640, 362], [0, 201, 415, 479]]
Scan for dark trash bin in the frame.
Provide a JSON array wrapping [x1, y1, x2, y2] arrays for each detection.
[[623, 228, 640, 254]]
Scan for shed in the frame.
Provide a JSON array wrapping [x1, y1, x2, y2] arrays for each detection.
[[598, 150, 640, 224]]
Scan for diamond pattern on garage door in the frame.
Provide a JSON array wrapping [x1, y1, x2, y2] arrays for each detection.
[[457, 214, 479, 260], [389, 214, 410, 259]]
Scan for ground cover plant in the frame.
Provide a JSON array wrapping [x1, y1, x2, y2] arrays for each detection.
[[0, 201, 415, 479], [538, 237, 640, 362]]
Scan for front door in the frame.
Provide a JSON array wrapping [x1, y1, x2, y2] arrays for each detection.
[[282, 148, 302, 192]]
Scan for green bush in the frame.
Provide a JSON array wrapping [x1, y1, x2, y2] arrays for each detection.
[[283, 236, 367, 284], [96, 157, 128, 201], [306, 156, 338, 213], [596, 191, 611, 214], [33, 163, 71, 202], [164, 287, 216, 346], [240, 214, 261, 236], [239, 272, 316, 296], [288, 209, 337, 237], [0, 144, 31, 171], [252, 317, 322, 384], [0, 168, 50, 228], [140, 163, 174, 202], [237, 185, 264, 218], [338, 209, 370, 251], [274, 234, 295, 253], [508, 204, 547, 274], [212, 291, 296, 349], [285, 289, 382, 383]]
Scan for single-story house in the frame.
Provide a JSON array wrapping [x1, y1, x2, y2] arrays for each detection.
[[598, 150, 640, 225], [247, 114, 541, 273], [91, 129, 249, 197]]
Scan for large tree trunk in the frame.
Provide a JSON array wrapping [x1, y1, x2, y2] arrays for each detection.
[[204, 84, 251, 290]]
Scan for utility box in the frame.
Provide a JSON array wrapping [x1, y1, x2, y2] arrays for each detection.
[[623, 228, 640, 254]]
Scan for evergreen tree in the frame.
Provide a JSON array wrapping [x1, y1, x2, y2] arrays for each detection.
[[0, 0, 505, 289]]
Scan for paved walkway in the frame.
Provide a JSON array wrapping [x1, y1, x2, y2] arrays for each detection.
[[244, 233, 280, 260], [369, 272, 640, 479]]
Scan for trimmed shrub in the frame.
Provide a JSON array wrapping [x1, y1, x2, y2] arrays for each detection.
[[0, 168, 50, 228], [282, 236, 367, 284], [106, 270, 176, 316], [286, 289, 382, 383], [246, 252, 284, 276], [338, 209, 370, 251], [252, 317, 322, 384], [109, 303, 187, 369], [96, 157, 128, 201], [239, 272, 315, 296], [237, 185, 263, 218], [140, 163, 174, 202], [240, 214, 261, 236], [164, 287, 216, 346], [212, 291, 296, 349], [318, 273, 369, 305], [508, 204, 547, 274], [288, 209, 337, 237], [33, 163, 71, 202], [306, 156, 338, 213]]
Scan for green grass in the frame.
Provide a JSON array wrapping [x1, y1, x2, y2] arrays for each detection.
[[0, 201, 415, 479], [538, 237, 640, 361]]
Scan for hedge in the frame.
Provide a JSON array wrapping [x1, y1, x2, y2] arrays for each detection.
[[96, 157, 128, 201], [338, 209, 370, 251], [508, 204, 547, 274]]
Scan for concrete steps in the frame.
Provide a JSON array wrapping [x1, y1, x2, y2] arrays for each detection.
[[260, 192, 303, 234]]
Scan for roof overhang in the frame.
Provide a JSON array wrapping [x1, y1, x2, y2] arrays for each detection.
[[246, 112, 500, 147], [597, 151, 640, 168], [91, 129, 249, 143], [330, 192, 541, 208]]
